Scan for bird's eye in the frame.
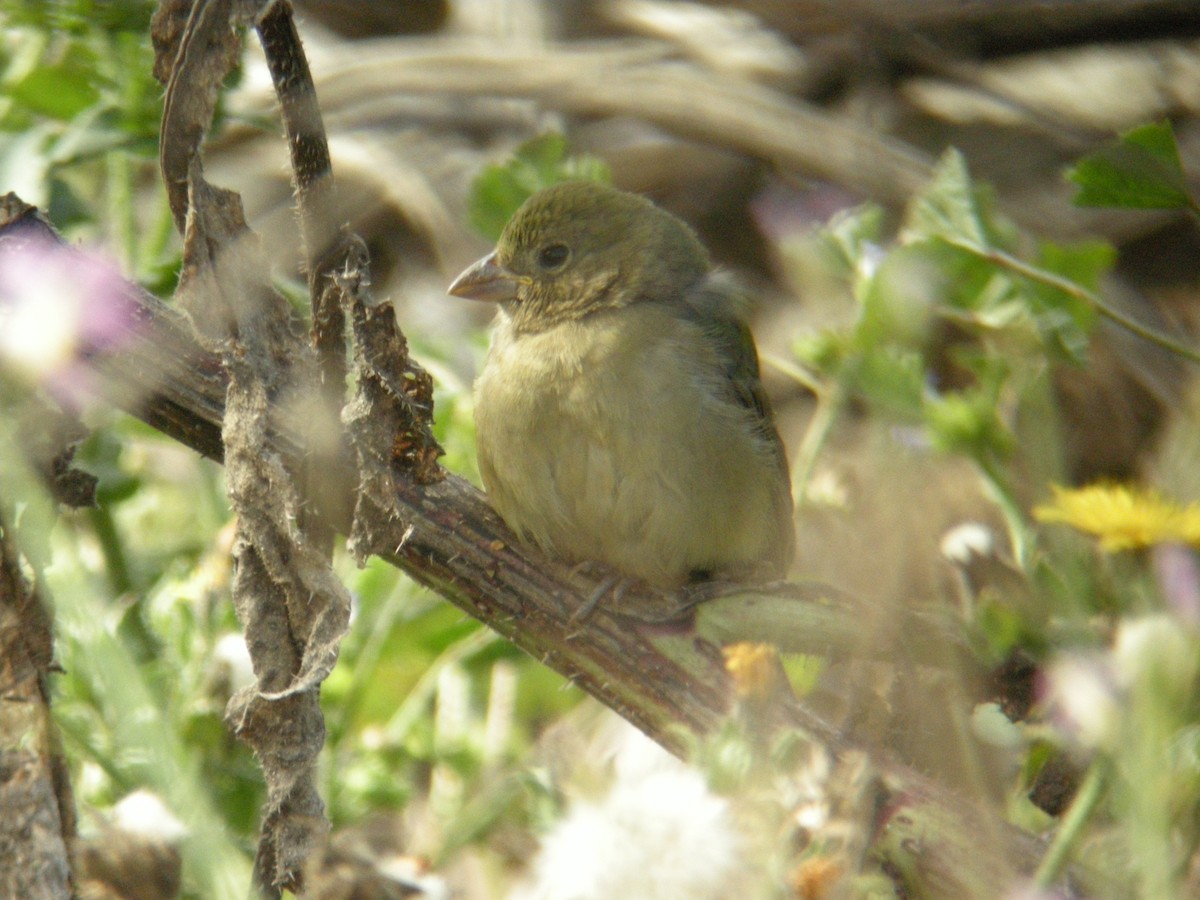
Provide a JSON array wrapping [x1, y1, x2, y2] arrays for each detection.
[[537, 243, 570, 270]]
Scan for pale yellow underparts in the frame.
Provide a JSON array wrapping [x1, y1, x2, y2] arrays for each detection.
[[476, 301, 783, 589]]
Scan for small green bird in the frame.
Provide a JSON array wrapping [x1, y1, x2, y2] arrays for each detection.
[[449, 180, 794, 590]]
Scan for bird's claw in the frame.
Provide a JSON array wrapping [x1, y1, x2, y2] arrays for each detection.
[[568, 572, 629, 625], [564, 562, 684, 627]]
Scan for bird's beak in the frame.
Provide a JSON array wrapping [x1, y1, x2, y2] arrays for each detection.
[[448, 252, 527, 303]]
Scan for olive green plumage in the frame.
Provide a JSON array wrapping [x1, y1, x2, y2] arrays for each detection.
[[450, 180, 795, 589]]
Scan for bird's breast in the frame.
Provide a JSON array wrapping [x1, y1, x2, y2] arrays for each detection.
[[474, 306, 783, 586]]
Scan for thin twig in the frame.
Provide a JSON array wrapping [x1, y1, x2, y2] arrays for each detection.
[[790, 379, 847, 507], [957, 240, 1200, 366]]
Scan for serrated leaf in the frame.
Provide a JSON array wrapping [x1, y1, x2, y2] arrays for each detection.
[[1068, 121, 1191, 210], [905, 149, 989, 250], [467, 133, 612, 240], [1125, 118, 1181, 160], [911, 238, 997, 314]]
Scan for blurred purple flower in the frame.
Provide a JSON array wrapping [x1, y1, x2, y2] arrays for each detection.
[[1153, 542, 1200, 627], [0, 233, 139, 407], [750, 179, 859, 242]]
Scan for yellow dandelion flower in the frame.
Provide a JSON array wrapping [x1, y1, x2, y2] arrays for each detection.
[[1034, 483, 1200, 551]]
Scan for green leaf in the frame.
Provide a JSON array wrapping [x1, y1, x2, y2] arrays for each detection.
[[914, 238, 1004, 314], [923, 353, 1014, 462], [925, 389, 1014, 460], [847, 348, 926, 420], [467, 133, 612, 240], [1035, 239, 1115, 293], [1023, 240, 1109, 362], [9, 57, 101, 121], [1068, 121, 1192, 210], [905, 149, 989, 250], [974, 600, 1026, 660]]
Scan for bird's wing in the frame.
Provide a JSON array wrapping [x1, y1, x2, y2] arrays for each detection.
[[680, 272, 776, 434], [680, 273, 796, 573]]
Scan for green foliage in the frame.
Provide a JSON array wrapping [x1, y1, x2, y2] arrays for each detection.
[[416, 333, 487, 484], [795, 149, 1108, 510], [1069, 121, 1194, 211], [1, 375, 580, 898], [0, 0, 179, 284], [467, 132, 612, 240], [0, 412, 253, 897], [317, 559, 576, 836], [816, 201, 886, 279]]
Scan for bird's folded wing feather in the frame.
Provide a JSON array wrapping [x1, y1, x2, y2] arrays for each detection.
[[679, 273, 796, 571]]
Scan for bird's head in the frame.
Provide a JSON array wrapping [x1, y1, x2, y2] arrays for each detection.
[[449, 180, 710, 332]]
